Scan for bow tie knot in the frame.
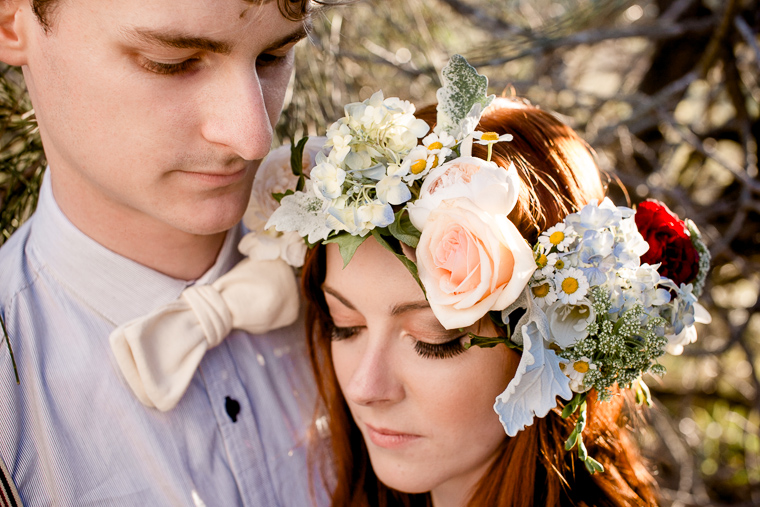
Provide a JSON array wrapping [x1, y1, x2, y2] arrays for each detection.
[[109, 256, 300, 411], [182, 285, 232, 348]]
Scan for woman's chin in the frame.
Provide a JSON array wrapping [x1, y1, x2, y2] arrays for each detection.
[[368, 455, 440, 495]]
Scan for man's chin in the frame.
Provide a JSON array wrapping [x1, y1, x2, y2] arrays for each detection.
[[170, 201, 249, 237]]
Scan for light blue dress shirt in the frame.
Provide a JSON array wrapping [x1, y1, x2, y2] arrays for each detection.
[[0, 174, 325, 506]]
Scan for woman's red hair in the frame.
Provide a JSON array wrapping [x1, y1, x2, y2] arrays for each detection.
[[303, 98, 658, 506]]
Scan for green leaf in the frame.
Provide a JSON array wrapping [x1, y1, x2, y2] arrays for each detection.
[[583, 456, 605, 474], [561, 392, 587, 419], [564, 429, 579, 451], [464, 334, 522, 351], [272, 189, 294, 204], [324, 232, 369, 268], [577, 438, 588, 460], [370, 228, 425, 295], [290, 137, 309, 177], [436, 54, 495, 136], [388, 208, 421, 248], [1, 313, 19, 384], [296, 174, 306, 192]]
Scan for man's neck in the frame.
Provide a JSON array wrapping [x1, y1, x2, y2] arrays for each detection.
[[50, 173, 228, 281]]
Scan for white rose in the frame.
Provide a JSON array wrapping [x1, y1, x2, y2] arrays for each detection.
[[247, 136, 327, 227], [408, 157, 520, 231]]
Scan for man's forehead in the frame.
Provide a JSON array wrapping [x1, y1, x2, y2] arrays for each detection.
[[111, 0, 309, 48]]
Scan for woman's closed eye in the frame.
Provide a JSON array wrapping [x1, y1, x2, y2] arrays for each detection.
[[414, 335, 466, 360], [331, 324, 467, 359], [331, 325, 363, 341]]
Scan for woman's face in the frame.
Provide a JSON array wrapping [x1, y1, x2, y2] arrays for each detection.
[[323, 239, 519, 500]]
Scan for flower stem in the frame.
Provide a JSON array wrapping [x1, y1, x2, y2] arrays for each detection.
[[1, 313, 19, 384]]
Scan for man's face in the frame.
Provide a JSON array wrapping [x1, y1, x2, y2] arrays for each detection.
[[20, 0, 306, 236]]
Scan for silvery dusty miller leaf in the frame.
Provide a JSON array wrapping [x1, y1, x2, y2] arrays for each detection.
[[436, 55, 495, 137]]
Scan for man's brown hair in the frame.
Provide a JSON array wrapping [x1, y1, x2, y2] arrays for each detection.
[[31, 0, 325, 31]]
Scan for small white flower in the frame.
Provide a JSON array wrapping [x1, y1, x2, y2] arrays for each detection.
[[326, 124, 353, 164], [399, 145, 435, 182], [565, 198, 622, 234], [311, 162, 346, 200], [538, 223, 575, 252], [357, 201, 394, 229], [473, 130, 513, 145], [422, 132, 455, 163], [326, 201, 361, 235], [539, 252, 565, 277], [530, 280, 558, 308], [554, 268, 589, 305], [560, 357, 596, 392], [376, 174, 412, 205]]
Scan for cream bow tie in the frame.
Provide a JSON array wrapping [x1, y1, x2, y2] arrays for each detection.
[[109, 255, 299, 411]]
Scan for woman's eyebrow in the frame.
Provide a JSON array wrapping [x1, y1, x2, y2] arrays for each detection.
[[322, 285, 356, 310], [390, 301, 430, 317]]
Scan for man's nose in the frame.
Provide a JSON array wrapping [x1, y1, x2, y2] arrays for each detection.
[[201, 66, 273, 161], [343, 337, 404, 407]]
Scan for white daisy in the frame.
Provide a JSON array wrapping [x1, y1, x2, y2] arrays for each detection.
[[531, 280, 558, 308], [554, 267, 589, 305], [538, 222, 575, 252], [473, 131, 513, 145], [560, 356, 597, 392]]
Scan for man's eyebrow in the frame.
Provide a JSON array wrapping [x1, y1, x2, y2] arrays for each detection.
[[263, 25, 309, 52], [124, 28, 233, 54], [322, 285, 356, 311], [122, 24, 308, 55]]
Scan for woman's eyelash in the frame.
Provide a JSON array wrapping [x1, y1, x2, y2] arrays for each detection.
[[329, 325, 467, 359], [331, 326, 362, 341], [414, 336, 466, 359], [142, 58, 200, 76]]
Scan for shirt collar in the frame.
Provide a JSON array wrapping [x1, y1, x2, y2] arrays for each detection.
[[27, 172, 244, 326]]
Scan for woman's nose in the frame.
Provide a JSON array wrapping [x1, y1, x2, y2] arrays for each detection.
[[342, 337, 405, 407]]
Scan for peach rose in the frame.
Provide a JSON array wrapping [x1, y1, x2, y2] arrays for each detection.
[[416, 198, 536, 329]]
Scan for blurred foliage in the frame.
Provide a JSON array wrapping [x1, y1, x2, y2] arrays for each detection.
[[2, 0, 759, 505]]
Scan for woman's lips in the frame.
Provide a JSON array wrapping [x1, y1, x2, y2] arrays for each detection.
[[364, 423, 422, 449]]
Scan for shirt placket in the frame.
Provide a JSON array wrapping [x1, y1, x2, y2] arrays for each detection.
[[198, 339, 279, 507]]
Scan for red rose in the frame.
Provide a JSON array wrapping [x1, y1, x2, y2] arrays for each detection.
[[635, 200, 700, 286]]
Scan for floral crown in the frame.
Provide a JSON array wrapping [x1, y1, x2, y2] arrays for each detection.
[[250, 55, 712, 473]]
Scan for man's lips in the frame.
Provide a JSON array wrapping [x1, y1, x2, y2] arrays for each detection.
[[363, 422, 422, 449], [179, 166, 248, 186]]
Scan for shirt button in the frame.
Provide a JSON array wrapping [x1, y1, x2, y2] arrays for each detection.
[[225, 396, 241, 423]]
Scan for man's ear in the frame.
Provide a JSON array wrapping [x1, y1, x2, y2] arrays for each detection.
[[0, 0, 33, 66]]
